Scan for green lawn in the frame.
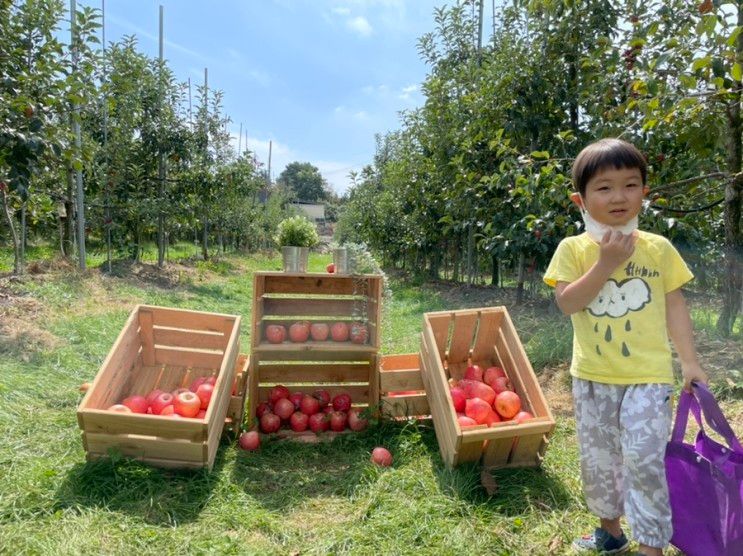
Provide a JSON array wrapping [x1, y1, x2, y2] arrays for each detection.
[[0, 248, 739, 555]]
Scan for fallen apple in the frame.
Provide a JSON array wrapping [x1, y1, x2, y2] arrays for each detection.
[[239, 431, 260, 451]]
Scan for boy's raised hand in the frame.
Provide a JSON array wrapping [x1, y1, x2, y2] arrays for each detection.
[[598, 230, 637, 270]]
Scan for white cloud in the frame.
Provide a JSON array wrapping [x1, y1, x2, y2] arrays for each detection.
[[347, 16, 373, 37], [331, 7, 351, 16], [399, 84, 418, 100]]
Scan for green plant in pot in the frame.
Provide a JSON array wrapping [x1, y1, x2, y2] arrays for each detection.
[[275, 216, 319, 272]]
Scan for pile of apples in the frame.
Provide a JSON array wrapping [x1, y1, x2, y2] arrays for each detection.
[[264, 321, 368, 345], [449, 364, 533, 428], [255, 385, 369, 435], [106, 375, 216, 419]]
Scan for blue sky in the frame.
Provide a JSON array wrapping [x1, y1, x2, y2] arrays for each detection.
[[92, 0, 461, 195]]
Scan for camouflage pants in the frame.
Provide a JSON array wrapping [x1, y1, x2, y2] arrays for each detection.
[[572, 378, 674, 549]]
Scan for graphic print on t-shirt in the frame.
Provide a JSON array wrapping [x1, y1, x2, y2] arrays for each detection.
[[586, 277, 651, 357]]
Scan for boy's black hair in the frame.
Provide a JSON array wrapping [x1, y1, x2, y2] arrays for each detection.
[[572, 138, 647, 196]]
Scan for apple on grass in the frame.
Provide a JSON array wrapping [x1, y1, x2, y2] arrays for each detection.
[[238, 431, 260, 451], [370, 447, 393, 467]]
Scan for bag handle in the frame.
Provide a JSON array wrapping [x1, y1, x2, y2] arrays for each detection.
[[692, 382, 743, 453]]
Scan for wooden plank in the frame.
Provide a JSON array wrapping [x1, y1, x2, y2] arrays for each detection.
[[448, 311, 478, 364], [205, 318, 240, 438], [149, 305, 236, 334], [369, 353, 379, 408], [370, 277, 382, 349], [482, 437, 514, 468], [81, 307, 141, 409], [79, 410, 207, 441], [253, 341, 377, 355], [495, 329, 536, 415], [259, 272, 373, 296], [262, 298, 359, 317], [425, 313, 451, 362], [247, 354, 260, 425], [380, 353, 420, 372], [138, 308, 156, 366], [252, 275, 265, 352], [461, 418, 555, 442], [258, 363, 371, 383], [420, 331, 459, 465], [471, 309, 504, 362], [456, 439, 484, 464], [379, 368, 425, 392], [86, 451, 207, 470], [499, 311, 552, 420], [380, 394, 429, 417], [509, 432, 545, 465], [154, 347, 223, 369], [153, 326, 226, 351], [84, 432, 204, 462], [256, 383, 370, 403]]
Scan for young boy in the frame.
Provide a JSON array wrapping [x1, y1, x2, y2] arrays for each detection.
[[543, 138, 708, 555]]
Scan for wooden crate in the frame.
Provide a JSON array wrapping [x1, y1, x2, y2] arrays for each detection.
[[379, 353, 430, 419], [77, 305, 241, 471], [248, 272, 382, 429], [419, 307, 555, 469], [225, 353, 250, 434]]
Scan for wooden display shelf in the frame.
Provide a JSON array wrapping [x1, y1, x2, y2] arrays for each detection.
[[253, 341, 378, 354]]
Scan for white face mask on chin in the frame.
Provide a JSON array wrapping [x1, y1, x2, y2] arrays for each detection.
[[579, 195, 638, 243]]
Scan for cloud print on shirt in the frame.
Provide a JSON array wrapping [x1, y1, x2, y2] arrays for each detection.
[[587, 278, 651, 318]]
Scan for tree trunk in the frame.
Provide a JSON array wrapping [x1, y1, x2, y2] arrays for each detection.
[[202, 215, 209, 261], [2, 189, 22, 275], [516, 251, 526, 304], [717, 8, 743, 336], [20, 202, 27, 268], [491, 251, 498, 287]]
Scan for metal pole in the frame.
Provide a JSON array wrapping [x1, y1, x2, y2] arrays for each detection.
[[157, 4, 166, 267], [71, 0, 86, 270], [267, 140, 272, 186], [102, 0, 111, 272], [188, 77, 192, 126], [237, 122, 242, 155]]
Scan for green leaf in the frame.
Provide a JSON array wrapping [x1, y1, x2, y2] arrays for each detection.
[[529, 150, 550, 160], [732, 63, 742, 81], [692, 56, 712, 72]]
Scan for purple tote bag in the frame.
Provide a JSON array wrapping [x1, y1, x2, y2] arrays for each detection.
[[665, 382, 743, 556]]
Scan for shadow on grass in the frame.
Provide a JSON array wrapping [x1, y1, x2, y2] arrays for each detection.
[[53, 443, 230, 526]]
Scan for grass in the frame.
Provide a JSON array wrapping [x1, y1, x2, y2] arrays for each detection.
[[0, 247, 740, 555]]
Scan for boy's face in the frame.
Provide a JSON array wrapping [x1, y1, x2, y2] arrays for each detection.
[[570, 166, 648, 226]]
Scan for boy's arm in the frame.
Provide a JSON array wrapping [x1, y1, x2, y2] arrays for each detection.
[[554, 231, 636, 315], [666, 288, 708, 391]]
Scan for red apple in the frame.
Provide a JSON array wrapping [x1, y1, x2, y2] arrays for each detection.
[[514, 410, 534, 423], [174, 391, 201, 418], [289, 411, 309, 432], [464, 365, 483, 382], [122, 395, 148, 414], [349, 322, 368, 344], [326, 262, 335, 273], [150, 392, 175, 415], [465, 397, 491, 425], [308, 412, 329, 433], [313, 389, 331, 408], [494, 391, 522, 419], [160, 404, 176, 416], [107, 403, 132, 413], [274, 397, 295, 420], [289, 391, 304, 410], [205, 375, 217, 386], [195, 383, 214, 410], [195, 409, 207, 419], [310, 322, 330, 341], [330, 322, 349, 342], [491, 376, 512, 395], [484, 366, 507, 387], [370, 446, 393, 467], [332, 393, 352, 412], [322, 405, 334, 414], [189, 376, 208, 392], [265, 324, 286, 344], [146, 389, 165, 407], [300, 394, 320, 416], [289, 321, 311, 343], [457, 415, 478, 428], [329, 411, 348, 431], [239, 431, 260, 451], [450, 386, 466, 413], [269, 385, 290, 404], [260, 412, 281, 433], [255, 401, 272, 419], [348, 408, 368, 431]]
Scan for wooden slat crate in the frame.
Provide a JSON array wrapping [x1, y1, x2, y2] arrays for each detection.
[[379, 353, 430, 419], [77, 305, 241, 471], [248, 272, 383, 433], [420, 307, 555, 469]]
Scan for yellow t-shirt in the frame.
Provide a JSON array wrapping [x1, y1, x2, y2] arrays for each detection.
[[543, 231, 693, 385]]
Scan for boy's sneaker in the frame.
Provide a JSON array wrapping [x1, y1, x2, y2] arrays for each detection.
[[572, 527, 630, 554]]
